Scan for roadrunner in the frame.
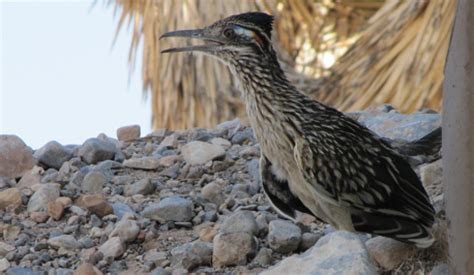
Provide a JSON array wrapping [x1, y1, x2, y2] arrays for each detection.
[[161, 12, 435, 247]]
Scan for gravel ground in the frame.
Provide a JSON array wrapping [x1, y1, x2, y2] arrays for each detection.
[[0, 106, 447, 275]]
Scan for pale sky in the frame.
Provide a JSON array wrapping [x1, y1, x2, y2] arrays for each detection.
[[0, 0, 151, 149]]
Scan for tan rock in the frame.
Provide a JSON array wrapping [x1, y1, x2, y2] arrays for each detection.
[[0, 188, 22, 210], [212, 232, 257, 268], [3, 225, 21, 241], [48, 200, 65, 220], [74, 262, 103, 275], [159, 155, 181, 167], [76, 194, 113, 217], [0, 135, 35, 178], [116, 125, 141, 142], [199, 226, 218, 242], [57, 196, 73, 208], [30, 211, 49, 223], [366, 236, 415, 270]]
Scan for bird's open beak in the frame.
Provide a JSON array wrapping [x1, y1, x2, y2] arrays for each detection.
[[160, 29, 222, 53]]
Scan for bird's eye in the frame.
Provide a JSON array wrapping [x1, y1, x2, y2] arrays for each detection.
[[223, 28, 235, 38]]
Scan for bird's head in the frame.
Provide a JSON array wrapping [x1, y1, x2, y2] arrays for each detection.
[[160, 12, 275, 63]]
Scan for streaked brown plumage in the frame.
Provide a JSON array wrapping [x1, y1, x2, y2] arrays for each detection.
[[161, 12, 436, 248]]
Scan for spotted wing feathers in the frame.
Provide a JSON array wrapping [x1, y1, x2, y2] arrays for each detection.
[[296, 104, 435, 246]]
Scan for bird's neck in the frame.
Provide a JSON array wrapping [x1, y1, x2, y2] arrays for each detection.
[[229, 51, 306, 141], [230, 52, 296, 102]]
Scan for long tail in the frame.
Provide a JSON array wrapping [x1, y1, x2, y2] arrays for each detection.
[[388, 127, 442, 162], [351, 211, 434, 248]]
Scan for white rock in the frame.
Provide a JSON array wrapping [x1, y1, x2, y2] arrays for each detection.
[[123, 157, 161, 170], [0, 258, 10, 273], [48, 235, 82, 250], [17, 166, 43, 189], [210, 138, 231, 149], [99, 236, 126, 259], [420, 159, 442, 187], [27, 184, 60, 212], [261, 231, 377, 275], [181, 141, 225, 165], [109, 216, 140, 243], [0, 242, 15, 257]]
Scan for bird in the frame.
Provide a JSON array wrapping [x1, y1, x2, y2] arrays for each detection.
[[161, 12, 436, 248]]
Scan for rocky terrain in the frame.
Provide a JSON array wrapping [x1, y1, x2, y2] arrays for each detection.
[[0, 105, 448, 275]]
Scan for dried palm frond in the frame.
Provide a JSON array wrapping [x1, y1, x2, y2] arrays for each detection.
[[311, 0, 455, 113], [112, 0, 380, 129]]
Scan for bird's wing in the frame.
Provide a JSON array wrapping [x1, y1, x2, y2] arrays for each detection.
[[259, 155, 313, 220], [293, 119, 435, 229]]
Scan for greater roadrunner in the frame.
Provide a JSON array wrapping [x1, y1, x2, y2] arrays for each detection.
[[161, 12, 436, 247]]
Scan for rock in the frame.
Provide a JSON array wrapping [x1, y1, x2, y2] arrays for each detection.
[[161, 155, 182, 168], [73, 263, 103, 275], [210, 137, 231, 149], [150, 267, 171, 275], [144, 250, 168, 267], [420, 159, 442, 187], [212, 232, 257, 268], [53, 268, 74, 275], [81, 171, 106, 194], [0, 258, 10, 273], [261, 231, 377, 275], [157, 134, 178, 150], [57, 197, 73, 208], [109, 216, 140, 243], [112, 202, 136, 220], [98, 237, 125, 259], [231, 128, 255, 144], [0, 188, 22, 210], [125, 178, 155, 196], [48, 200, 65, 220], [0, 135, 35, 179], [220, 211, 258, 236], [77, 194, 113, 217], [78, 138, 116, 164], [123, 157, 161, 170], [17, 166, 43, 189], [430, 263, 449, 275], [267, 220, 302, 253], [216, 118, 240, 132], [27, 184, 60, 212], [255, 214, 269, 236], [366, 236, 415, 270], [6, 267, 41, 275], [2, 225, 20, 241], [48, 235, 82, 250], [116, 125, 141, 142], [198, 226, 218, 242], [170, 241, 213, 270], [181, 141, 225, 165], [0, 242, 15, 257], [299, 232, 322, 251], [142, 196, 194, 223], [356, 111, 441, 142], [252, 247, 273, 267], [34, 141, 73, 169], [201, 182, 225, 206], [30, 211, 49, 223]]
